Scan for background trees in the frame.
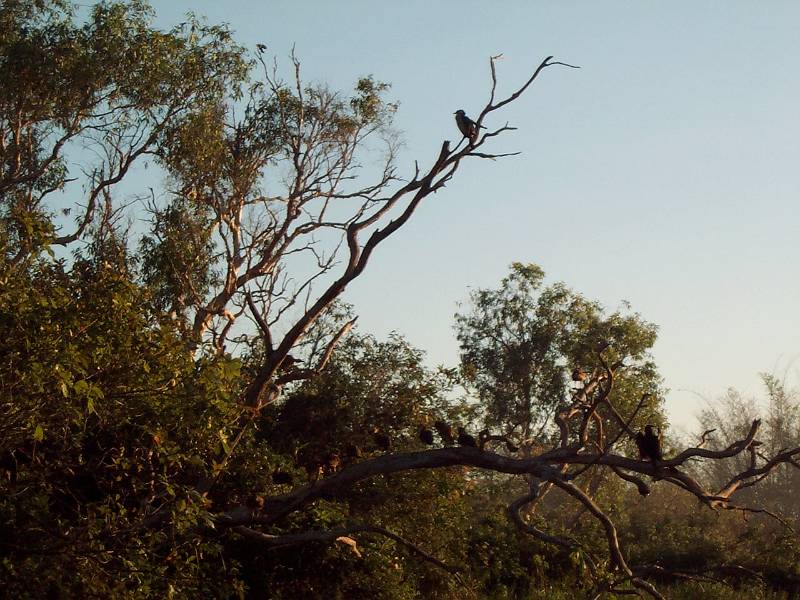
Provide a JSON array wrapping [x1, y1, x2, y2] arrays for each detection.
[[2, 2, 800, 599], [696, 375, 800, 522], [455, 262, 664, 449]]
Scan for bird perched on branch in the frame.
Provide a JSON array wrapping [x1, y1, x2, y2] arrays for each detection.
[[325, 452, 341, 474], [434, 420, 455, 446], [454, 109, 484, 141], [272, 470, 293, 485], [478, 428, 490, 450], [345, 443, 362, 459], [373, 428, 391, 451], [635, 425, 662, 463], [419, 425, 435, 446], [457, 427, 477, 448], [279, 354, 301, 372], [596, 340, 612, 353]]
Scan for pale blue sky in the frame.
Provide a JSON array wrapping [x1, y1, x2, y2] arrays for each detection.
[[144, 1, 800, 430]]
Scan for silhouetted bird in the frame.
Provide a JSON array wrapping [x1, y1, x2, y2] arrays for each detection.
[[272, 470, 293, 485], [345, 443, 362, 459], [434, 420, 455, 446], [325, 452, 341, 473], [457, 427, 477, 448], [256, 43, 267, 53], [571, 367, 587, 382], [478, 428, 490, 450], [453, 109, 483, 141], [373, 429, 391, 451], [419, 425, 435, 446], [635, 425, 662, 463], [505, 440, 520, 453]]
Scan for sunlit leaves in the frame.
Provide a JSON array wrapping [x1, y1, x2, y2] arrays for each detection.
[[0, 0, 247, 263]]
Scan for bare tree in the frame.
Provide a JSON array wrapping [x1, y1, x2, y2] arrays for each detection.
[[151, 54, 582, 493]]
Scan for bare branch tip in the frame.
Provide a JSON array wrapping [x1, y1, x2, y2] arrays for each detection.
[[545, 59, 582, 69]]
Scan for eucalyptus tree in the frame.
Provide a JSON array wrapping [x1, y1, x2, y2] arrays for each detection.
[[0, 0, 246, 266], [3, 2, 800, 598], [455, 262, 664, 450]]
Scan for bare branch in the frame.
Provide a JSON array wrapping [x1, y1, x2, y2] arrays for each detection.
[[697, 428, 717, 448], [551, 479, 630, 574], [275, 316, 358, 385], [245, 291, 273, 353], [668, 419, 761, 465]]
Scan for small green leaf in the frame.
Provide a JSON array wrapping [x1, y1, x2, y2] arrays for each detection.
[[34, 425, 44, 442], [87, 397, 96, 414]]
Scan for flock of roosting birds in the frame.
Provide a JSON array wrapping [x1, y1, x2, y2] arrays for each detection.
[[269, 362, 664, 488], [270, 419, 521, 487]]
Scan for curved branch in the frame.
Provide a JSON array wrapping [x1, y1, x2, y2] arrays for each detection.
[[551, 479, 630, 575], [610, 466, 651, 497], [508, 488, 600, 581], [717, 445, 800, 499], [508, 492, 573, 550], [669, 419, 761, 465]]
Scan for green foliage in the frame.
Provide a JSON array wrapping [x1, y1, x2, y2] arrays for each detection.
[[264, 332, 455, 462], [139, 197, 219, 315], [455, 262, 665, 443], [0, 0, 246, 263], [0, 251, 246, 596], [3, 3, 799, 599]]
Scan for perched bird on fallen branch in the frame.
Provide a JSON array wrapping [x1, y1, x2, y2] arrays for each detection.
[[457, 427, 477, 448], [325, 452, 341, 474], [635, 425, 662, 463], [373, 428, 391, 451], [434, 420, 455, 446], [272, 470, 293, 485], [478, 428, 490, 450], [345, 443, 362, 459], [419, 425, 435, 446]]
